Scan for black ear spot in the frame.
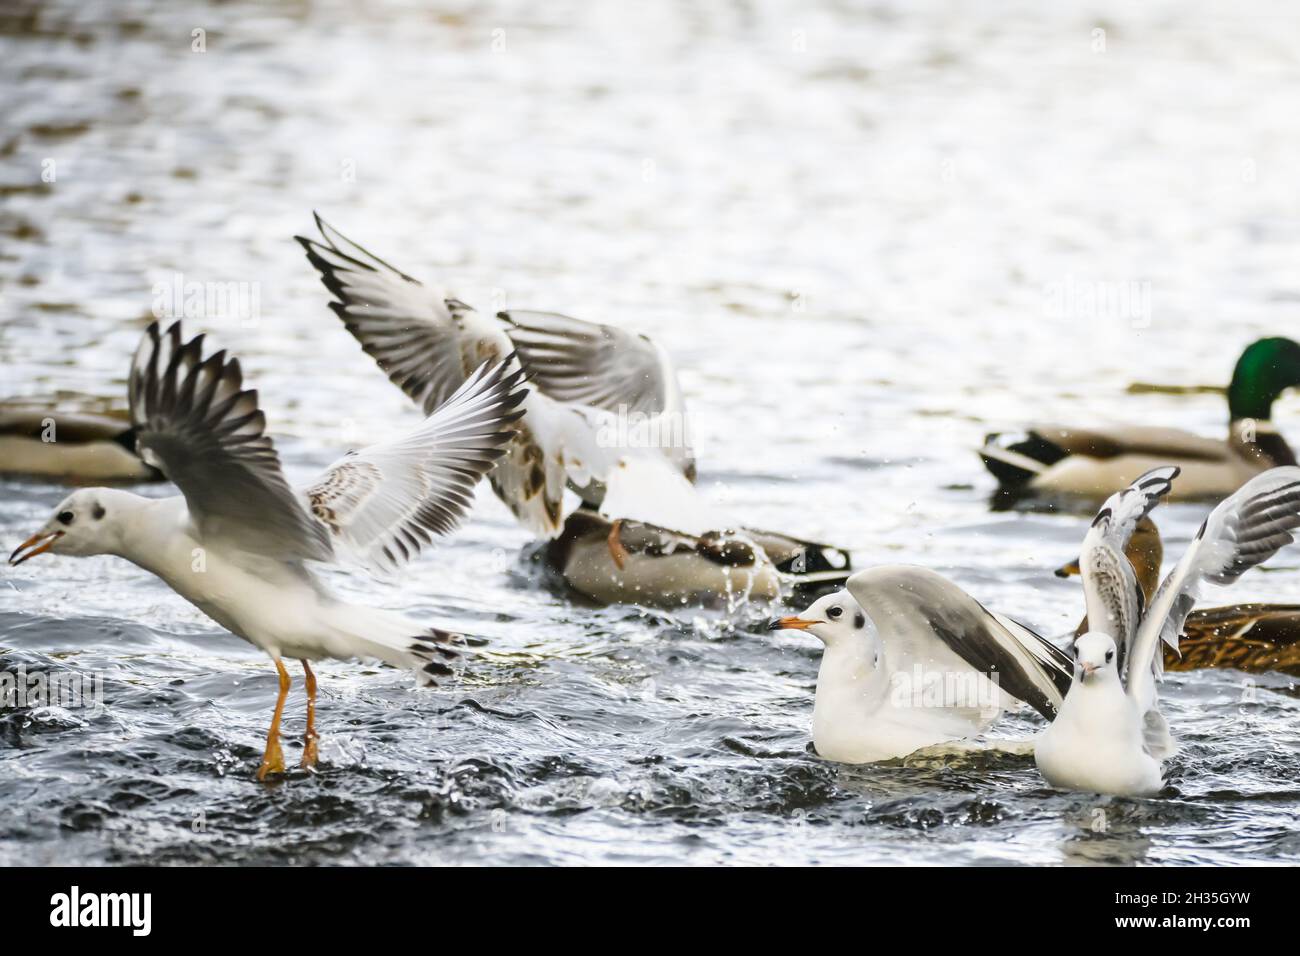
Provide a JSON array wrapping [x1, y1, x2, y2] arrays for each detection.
[[854, 613, 865, 629], [92, 504, 106, 520], [57, 510, 74, 526]]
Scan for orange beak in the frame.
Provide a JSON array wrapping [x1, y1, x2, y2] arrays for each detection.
[[1054, 557, 1081, 579], [8, 530, 63, 566], [769, 616, 815, 631]]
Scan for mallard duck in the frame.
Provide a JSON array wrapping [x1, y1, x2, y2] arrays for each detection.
[[0, 403, 161, 482], [981, 337, 1300, 502], [1056, 517, 1300, 677], [545, 509, 851, 608]]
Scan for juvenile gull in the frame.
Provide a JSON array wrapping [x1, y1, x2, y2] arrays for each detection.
[[8, 320, 526, 779], [1035, 466, 1300, 795], [297, 215, 707, 538], [297, 215, 851, 607], [1056, 520, 1300, 676]]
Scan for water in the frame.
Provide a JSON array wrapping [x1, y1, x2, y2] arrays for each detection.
[[2, 0, 1299, 865]]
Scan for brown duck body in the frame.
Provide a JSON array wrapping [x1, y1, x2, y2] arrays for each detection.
[[0, 405, 162, 482], [545, 509, 851, 609], [1064, 518, 1300, 676], [990, 421, 1291, 502], [1171, 604, 1300, 676]]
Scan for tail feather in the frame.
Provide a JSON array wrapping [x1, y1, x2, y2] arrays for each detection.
[[322, 606, 466, 687], [979, 431, 1065, 486]]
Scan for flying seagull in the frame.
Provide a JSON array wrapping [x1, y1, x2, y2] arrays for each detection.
[[9, 320, 526, 779], [296, 214, 712, 541]]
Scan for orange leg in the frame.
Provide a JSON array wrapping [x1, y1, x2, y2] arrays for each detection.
[[256, 659, 291, 781], [606, 519, 629, 570], [300, 660, 320, 770]]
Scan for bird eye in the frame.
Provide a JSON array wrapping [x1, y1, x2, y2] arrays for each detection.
[[1105, 650, 1114, 663], [57, 510, 74, 526], [827, 606, 843, 620]]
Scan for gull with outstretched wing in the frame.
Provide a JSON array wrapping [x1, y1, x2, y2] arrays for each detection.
[[1036, 466, 1300, 795], [771, 568, 1073, 762], [9, 320, 527, 779], [297, 215, 705, 540]]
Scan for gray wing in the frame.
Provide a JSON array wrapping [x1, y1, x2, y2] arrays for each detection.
[[298, 215, 579, 536], [1079, 466, 1178, 672], [499, 310, 680, 417], [303, 359, 527, 573], [1129, 466, 1300, 710], [1087, 466, 1179, 549], [297, 213, 514, 415], [129, 321, 333, 562], [847, 565, 1073, 720], [299, 215, 712, 539]]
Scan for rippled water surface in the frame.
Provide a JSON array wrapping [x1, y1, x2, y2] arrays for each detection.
[[3, 0, 1300, 865]]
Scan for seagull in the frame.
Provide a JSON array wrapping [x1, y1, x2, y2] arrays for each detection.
[[296, 214, 706, 539], [8, 320, 527, 779], [296, 215, 847, 607], [771, 568, 1073, 763], [1035, 465, 1300, 796]]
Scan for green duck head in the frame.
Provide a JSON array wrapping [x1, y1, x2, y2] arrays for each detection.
[[1227, 337, 1300, 421]]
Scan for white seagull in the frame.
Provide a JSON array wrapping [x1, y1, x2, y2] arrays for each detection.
[[8, 320, 527, 779], [1035, 465, 1300, 796], [771, 568, 1073, 763]]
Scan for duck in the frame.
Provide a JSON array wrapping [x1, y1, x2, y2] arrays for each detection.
[[545, 509, 851, 608], [1055, 517, 1300, 677], [980, 337, 1300, 503], [0, 402, 162, 482]]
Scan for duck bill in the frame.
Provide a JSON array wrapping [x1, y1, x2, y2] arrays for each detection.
[[1054, 557, 1081, 579], [1078, 663, 1098, 682], [8, 530, 63, 566], [769, 616, 814, 631]]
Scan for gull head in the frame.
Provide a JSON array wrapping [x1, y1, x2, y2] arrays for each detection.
[[1072, 631, 1118, 684], [770, 590, 872, 649], [9, 488, 129, 566]]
